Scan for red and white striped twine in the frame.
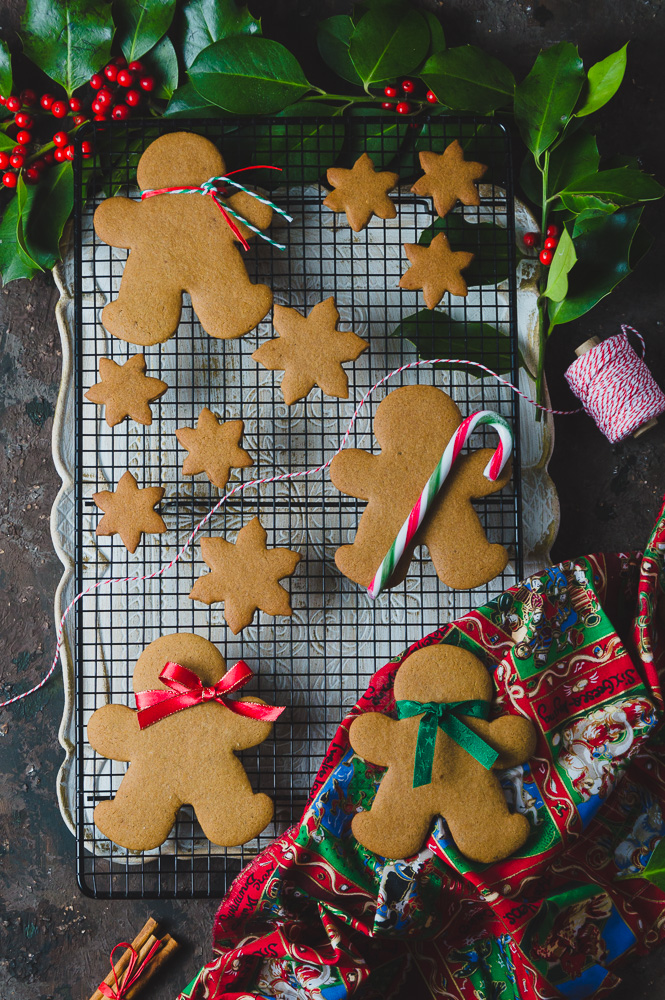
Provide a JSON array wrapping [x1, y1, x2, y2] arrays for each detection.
[[2, 325, 661, 709]]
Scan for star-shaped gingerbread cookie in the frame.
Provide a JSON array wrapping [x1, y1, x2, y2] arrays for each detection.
[[324, 153, 399, 232], [189, 516, 301, 634], [399, 233, 474, 308], [411, 140, 487, 219], [175, 408, 253, 490], [85, 354, 168, 427], [93, 470, 166, 553], [252, 298, 367, 406]]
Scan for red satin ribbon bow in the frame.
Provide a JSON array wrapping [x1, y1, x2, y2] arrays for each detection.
[[99, 939, 162, 999], [135, 660, 284, 730]]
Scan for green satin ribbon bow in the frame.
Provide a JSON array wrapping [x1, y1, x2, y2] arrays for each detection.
[[396, 698, 499, 788]]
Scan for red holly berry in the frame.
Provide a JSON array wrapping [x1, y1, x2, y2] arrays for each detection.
[[91, 100, 102, 114], [53, 131, 69, 147], [539, 249, 553, 266], [2, 170, 17, 187], [96, 88, 112, 107], [69, 97, 82, 112], [111, 103, 131, 120], [128, 60, 144, 73], [396, 101, 411, 114], [104, 63, 118, 82], [546, 223, 559, 238], [64, 144, 75, 160], [32, 158, 46, 171], [24, 166, 40, 184], [12, 145, 27, 157], [43, 150, 54, 165], [139, 76, 154, 92], [51, 100, 68, 118], [81, 140, 93, 158], [117, 69, 134, 87], [20, 89, 36, 106], [0, 95, 6, 105], [54, 147, 67, 162], [93, 113, 107, 121], [6, 96, 21, 112], [16, 130, 32, 146], [0, 152, 9, 169], [522, 232, 538, 248], [90, 74, 104, 90], [9, 152, 23, 168], [15, 112, 33, 128], [125, 89, 141, 107], [544, 236, 559, 251], [114, 55, 127, 67], [381, 101, 394, 109], [426, 90, 437, 103], [401, 79, 415, 93], [383, 85, 398, 98], [40, 93, 55, 110], [72, 114, 88, 126]]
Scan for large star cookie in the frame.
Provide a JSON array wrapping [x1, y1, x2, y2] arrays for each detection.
[[176, 408, 253, 490], [93, 470, 166, 553], [324, 153, 399, 232], [85, 354, 168, 427], [252, 298, 367, 405], [190, 517, 301, 634], [411, 140, 487, 219], [399, 233, 474, 308]]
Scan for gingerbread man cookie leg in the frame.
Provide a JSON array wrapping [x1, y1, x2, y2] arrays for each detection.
[[94, 775, 181, 852], [194, 778, 274, 847], [189, 254, 273, 342], [100, 252, 184, 347], [445, 771, 531, 865], [352, 771, 434, 860]]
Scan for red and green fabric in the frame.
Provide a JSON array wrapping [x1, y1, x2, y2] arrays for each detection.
[[179, 497, 665, 1000]]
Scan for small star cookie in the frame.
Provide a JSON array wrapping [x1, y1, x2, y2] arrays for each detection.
[[411, 140, 487, 219], [85, 354, 168, 427], [176, 408, 253, 490], [93, 470, 166, 553], [190, 516, 301, 634], [252, 298, 367, 406], [324, 153, 399, 232], [399, 233, 474, 308]]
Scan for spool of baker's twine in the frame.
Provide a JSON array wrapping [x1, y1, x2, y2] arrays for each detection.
[[2, 325, 662, 708]]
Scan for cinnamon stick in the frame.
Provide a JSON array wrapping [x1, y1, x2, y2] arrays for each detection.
[[88, 918, 179, 1000]]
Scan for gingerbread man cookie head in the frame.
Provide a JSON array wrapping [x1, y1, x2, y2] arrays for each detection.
[[373, 383, 462, 454], [394, 644, 493, 706], [136, 131, 225, 191], [132, 631, 226, 694]]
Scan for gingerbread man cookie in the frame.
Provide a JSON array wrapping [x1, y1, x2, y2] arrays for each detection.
[[330, 385, 512, 591], [88, 633, 279, 851], [94, 132, 274, 345], [350, 644, 536, 862]]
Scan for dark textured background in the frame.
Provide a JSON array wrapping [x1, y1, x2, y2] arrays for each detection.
[[1, 1, 665, 997]]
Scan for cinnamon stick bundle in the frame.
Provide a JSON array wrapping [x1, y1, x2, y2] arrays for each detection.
[[88, 918, 179, 1000]]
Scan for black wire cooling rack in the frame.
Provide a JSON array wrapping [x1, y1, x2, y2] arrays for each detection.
[[73, 116, 521, 898]]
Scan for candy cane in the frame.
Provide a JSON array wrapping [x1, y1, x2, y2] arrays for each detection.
[[367, 410, 513, 600]]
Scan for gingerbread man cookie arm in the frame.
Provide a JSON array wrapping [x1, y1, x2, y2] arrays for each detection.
[[94, 197, 143, 250], [349, 712, 399, 767], [329, 449, 381, 502], [484, 714, 537, 769], [87, 704, 140, 761], [227, 189, 273, 237], [227, 697, 275, 749]]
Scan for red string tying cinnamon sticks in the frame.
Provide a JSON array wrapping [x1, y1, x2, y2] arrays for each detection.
[[88, 918, 179, 1000]]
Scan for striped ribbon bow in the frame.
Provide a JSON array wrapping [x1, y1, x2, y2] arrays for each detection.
[[396, 698, 498, 788], [140, 165, 293, 251]]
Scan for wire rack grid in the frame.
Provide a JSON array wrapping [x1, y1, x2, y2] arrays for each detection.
[[73, 115, 521, 898]]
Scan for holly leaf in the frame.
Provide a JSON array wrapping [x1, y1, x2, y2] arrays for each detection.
[[21, 163, 74, 269], [557, 168, 664, 207], [391, 309, 512, 376], [576, 43, 628, 118], [0, 195, 41, 283], [0, 38, 12, 98], [420, 45, 515, 114], [548, 131, 600, 198], [514, 42, 585, 158], [189, 36, 311, 114], [543, 228, 576, 302], [164, 80, 216, 117], [548, 206, 647, 327], [422, 11, 445, 60], [113, 0, 177, 64], [20, 0, 114, 96], [349, 6, 430, 87], [140, 34, 179, 100], [317, 15, 363, 86], [419, 215, 513, 287], [177, 0, 261, 69]]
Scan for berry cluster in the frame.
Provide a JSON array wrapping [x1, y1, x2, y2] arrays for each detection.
[[381, 78, 438, 114], [0, 56, 154, 191], [523, 224, 560, 266]]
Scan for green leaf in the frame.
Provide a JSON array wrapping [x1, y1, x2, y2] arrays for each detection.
[[422, 11, 445, 58], [21, 163, 74, 269], [0, 194, 40, 283], [543, 228, 576, 301], [514, 42, 585, 158], [349, 6, 429, 87], [177, 0, 261, 70], [548, 206, 645, 326], [420, 45, 515, 114], [0, 133, 16, 152], [140, 34, 178, 100], [113, 0, 177, 64], [419, 215, 513, 287], [317, 15, 363, 86], [20, 0, 114, 96], [189, 36, 311, 114], [557, 168, 664, 206], [636, 833, 665, 889], [576, 43, 627, 118], [164, 80, 216, 117], [548, 130, 600, 198], [338, 107, 406, 167], [391, 309, 512, 375], [559, 192, 620, 216], [0, 38, 12, 97], [254, 120, 345, 185]]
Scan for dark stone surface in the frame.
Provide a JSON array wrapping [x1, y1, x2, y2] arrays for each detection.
[[1, 1, 665, 997]]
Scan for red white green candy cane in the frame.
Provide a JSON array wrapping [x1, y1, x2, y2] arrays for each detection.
[[367, 409, 513, 600]]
